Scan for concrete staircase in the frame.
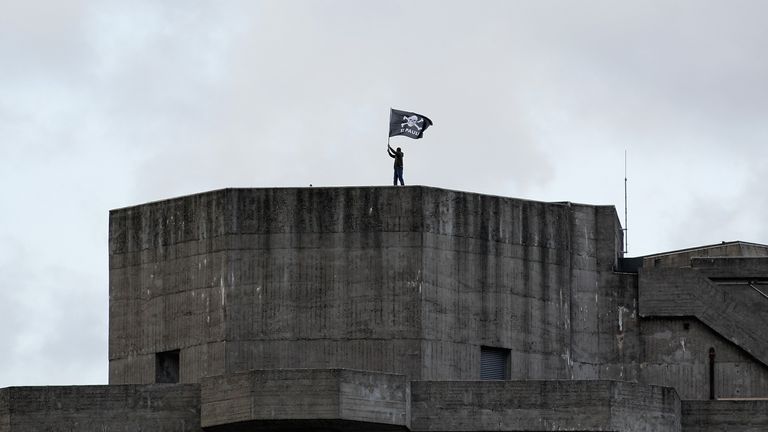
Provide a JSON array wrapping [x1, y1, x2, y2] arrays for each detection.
[[639, 264, 768, 368]]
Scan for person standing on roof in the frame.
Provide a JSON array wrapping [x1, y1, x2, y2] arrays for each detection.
[[387, 145, 404, 186]]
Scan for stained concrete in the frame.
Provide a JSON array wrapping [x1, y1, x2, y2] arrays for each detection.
[[109, 187, 627, 384], [201, 369, 409, 431], [224, 188, 425, 380], [691, 256, 768, 279], [640, 318, 768, 400], [109, 190, 229, 384], [410, 380, 680, 432], [0, 385, 200, 431], [0, 389, 8, 432], [639, 266, 768, 369], [682, 400, 768, 431], [643, 242, 768, 269], [418, 193, 624, 381]]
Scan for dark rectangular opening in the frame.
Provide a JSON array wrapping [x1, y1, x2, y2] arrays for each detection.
[[480, 346, 510, 380], [155, 350, 180, 383]]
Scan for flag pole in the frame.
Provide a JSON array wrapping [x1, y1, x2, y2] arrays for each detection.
[[387, 108, 391, 149]]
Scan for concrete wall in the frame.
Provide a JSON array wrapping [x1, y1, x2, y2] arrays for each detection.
[[201, 369, 409, 431], [640, 318, 768, 400], [0, 389, 8, 432], [110, 187, 628, 384], [638, 257, 768, 400], [109, 191, 230, 384], [110, 188, 426, 383], [108, 186, 768, 407], [0, 385, 200, 431], [571, 269, 641, 382], [611, 272, 642, 380], [643, 242, 768, 269], [224, 187, 424, 379], [420, 191, 574, 381], [609, 381, 681, 432], [682, 400, 768, 431], [691, 256, 768, 279], [59, 185, 768, 431], [569, 204, 635, 383], [410, 380, 680, 431], [639, 266, 768, 369], [418, 189, 627, 381]]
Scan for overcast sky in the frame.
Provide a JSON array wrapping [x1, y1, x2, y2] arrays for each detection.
[[2, 1, 767, 387]]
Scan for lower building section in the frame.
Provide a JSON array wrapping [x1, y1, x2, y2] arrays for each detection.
[[0, 384, 201, 432], [411, 380, 680, 432], [681, 400, 768, 432], [200, 369, 410, 431], [3, 370, 768, 431]]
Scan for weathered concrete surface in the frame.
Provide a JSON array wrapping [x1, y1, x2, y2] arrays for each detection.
[[0, 389, 8, 432], [200, 369, 409, 431], [569, 270, 641, 383], [643, 242, 768, 269], [224, 188, 424, 380], [639, 266, 768, 369], [410, 380, 680, 431], [640, 318, 768, 400], [107, 185, 768, 426], [110, 188, 425, 383], [109, 187, 628, 384], [690, 257, 768, 279], [0, 384, 200, 431], [682, 400, 768, 431], [418, 191, 628, 381], [109, 191, 230, 384], [638, 258, 768, 399]]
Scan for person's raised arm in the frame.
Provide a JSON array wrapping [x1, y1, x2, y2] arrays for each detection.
[[387, 145, 395, 157]]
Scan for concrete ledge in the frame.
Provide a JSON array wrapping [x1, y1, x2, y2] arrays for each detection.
[[200, 369, 409, 431], [410, 380, 680, 432], [682, 400, 768, 431], [0, 384, 200, 431], [691, 257, 768, 279]]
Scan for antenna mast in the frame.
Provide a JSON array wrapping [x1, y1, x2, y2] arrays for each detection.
[[624, 149, 628, 254]]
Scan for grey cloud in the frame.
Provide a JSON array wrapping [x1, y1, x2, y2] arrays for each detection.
[[670, 167, 768, 249], [0, 239, 106, 387]]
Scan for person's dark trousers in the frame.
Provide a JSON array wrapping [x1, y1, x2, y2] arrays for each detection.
[[393, 167, 404, 186]]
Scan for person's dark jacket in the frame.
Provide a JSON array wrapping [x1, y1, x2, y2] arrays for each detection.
[[388, 146, 403, 168]]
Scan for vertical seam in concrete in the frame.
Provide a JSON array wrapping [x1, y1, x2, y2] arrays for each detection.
[[336, 369, 342, 419], [595, 207, 601, 379], [419, 186, 425, 381], [568, 205, 575, 380], [224, 189, 236, 374], [608, 381, 615, 430], [0, 389, 9, 432]]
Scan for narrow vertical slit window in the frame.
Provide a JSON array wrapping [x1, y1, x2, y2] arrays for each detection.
[[708, 347, 716, 400], [480, 346, 510, 380], [155, 350, 180, 384]]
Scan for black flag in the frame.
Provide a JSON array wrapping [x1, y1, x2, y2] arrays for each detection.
[[389, 109, 433, 139]]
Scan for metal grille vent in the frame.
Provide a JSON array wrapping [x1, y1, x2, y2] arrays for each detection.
[[480, 346, 509, 380]]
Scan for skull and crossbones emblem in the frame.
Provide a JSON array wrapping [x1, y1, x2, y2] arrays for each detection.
[[401, 115, 424, 130]]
